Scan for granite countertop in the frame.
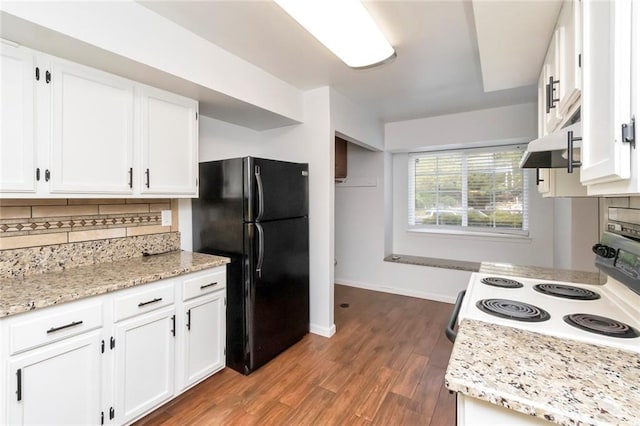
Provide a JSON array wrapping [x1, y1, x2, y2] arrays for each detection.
[[0, 251, 230, 318], [479, 262, 604, 285], [383, 254, 603, 285], [445, 319, 640, 425]]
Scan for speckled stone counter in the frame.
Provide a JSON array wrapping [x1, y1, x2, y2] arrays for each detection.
[[0, 251, 229, 318], [445, 319, 640, 425], [383, 254, 603, 285], [383, 254, 481, 272], [0, 232, 181, 279], [480, 262, 604, 285]]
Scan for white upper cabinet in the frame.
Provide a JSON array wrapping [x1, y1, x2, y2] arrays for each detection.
[[0, 44, 199, 199], [1, 43, 36, 193], [540, 0, 582, 135], [581, 0, 633, 187], [556, 0, 582, 117], [535, 21, 588, 199], [541, 30, 563, 133], [50, 59, 135, 194], [140, 87, 198, 196]]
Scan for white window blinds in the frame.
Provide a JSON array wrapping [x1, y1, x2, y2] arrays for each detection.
[[408, 145, 529, 234]]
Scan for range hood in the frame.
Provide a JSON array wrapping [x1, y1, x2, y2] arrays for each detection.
[[520, 121, 581, 169]]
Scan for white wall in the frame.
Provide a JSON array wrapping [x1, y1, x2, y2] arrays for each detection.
[[553, 197, 599, 272], [334, 144, 386, 287], [330, 88, 384, 151], [335, 102, 556, 303], [199, 116, 264, 161], [385, 103, 537, 152], [334, 143, 476, 303]]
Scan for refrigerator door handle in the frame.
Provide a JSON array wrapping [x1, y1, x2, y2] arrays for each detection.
[[256, 223, 264, 278], [255, 165, 265, 221]]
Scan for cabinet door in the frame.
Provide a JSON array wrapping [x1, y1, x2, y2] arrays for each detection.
[[182, 292, 225, 390], [581, 0, 632, 185], [114, 306, 175, 424], [544, 169, 588, 197], [50, 60, 135, 194], [1, 43, 36, 193], [556, 0, 582, 116], [542, 30, 563, 133], [335, 136, 348, 181], [7, 331, 103, 426], [140, 86, 198, 196], [536, 168, 551, 194]]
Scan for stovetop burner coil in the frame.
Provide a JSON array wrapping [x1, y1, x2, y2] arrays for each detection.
[[480, 277, 524, 288], [476, 299, 550, 322], [533, 284, 601, 300], [563, 313, 640, 338]]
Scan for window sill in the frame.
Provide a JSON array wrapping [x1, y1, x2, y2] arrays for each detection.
[[384, 254, 480, 272], [407, 227, 531, 242]]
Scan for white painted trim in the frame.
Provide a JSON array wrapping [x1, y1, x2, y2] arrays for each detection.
[[309, 322, 336, 338], [335, 279, 456, 304], [178, 199, 193, 252]]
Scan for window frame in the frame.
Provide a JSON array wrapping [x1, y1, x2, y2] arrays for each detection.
[[408, 144, 530, 237]]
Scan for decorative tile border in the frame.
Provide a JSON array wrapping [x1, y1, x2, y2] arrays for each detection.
[[0, 199, 178, 250], [0, 213, 162, 235]]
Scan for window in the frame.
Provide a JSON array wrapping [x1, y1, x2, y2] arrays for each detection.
[[408, 144, 529, 235]]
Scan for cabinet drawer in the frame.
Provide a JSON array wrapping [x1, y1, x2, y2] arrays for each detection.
[[183, 268, 226, 301], [9, 301, 103, 355], [114, 281, 174, 322]]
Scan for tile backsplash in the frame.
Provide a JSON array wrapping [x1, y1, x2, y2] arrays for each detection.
[[0, 232, 181, 279], [600, 197, 640, 235], [0, 198, 179, 250]]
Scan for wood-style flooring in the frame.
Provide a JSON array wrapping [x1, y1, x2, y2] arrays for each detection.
[[135, 284, 456, 425]]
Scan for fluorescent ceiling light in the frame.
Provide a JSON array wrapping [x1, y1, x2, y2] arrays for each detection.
[[274, 0, 396, 69]]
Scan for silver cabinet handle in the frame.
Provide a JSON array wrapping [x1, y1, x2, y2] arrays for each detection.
[[47, 320, 83, 334], [567, 130, 582, 174], [138, 297, 162, 307], [256, 223, 264, 278], [200, 282, 218, 290]]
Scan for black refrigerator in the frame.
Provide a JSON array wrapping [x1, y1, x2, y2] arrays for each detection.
[[192, 157, 309, 375]]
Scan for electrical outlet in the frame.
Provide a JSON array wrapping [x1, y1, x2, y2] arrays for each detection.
[[161, 210, 172, 226]]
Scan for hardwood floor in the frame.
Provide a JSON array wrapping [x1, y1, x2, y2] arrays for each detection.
[[135, 284, 456, 425]]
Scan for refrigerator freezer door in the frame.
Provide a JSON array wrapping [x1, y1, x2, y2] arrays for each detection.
[[244, 218, 309, 372], [245, 157, 309, 222]]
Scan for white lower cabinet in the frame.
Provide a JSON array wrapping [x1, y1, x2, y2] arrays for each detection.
[[182, 292, 225, 390], [0, 266, 227, 426], [7, 330, 103, 426], [114, 306, 175, 424]]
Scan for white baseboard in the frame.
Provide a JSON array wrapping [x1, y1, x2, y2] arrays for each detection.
[[335, 279, 456, 304], [310, 322, 336, 337]]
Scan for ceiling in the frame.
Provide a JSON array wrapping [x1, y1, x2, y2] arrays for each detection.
[[138, 0, 544, 124]]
